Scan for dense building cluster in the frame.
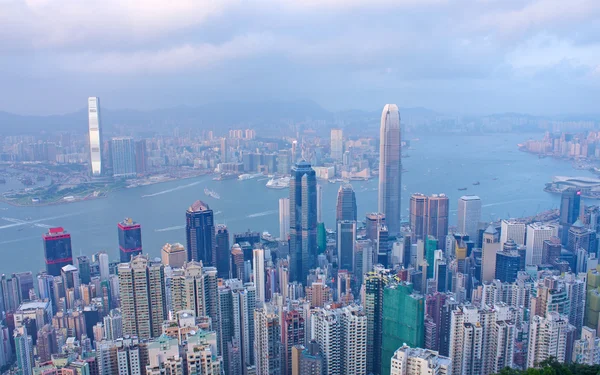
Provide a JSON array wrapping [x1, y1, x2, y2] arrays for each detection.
[[3, 103, 600, 375]]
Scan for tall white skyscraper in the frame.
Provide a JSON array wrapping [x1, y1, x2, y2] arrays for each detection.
[[317, 184, 323, 223], [330, 129, 343, 161], [88, 97, 103, 176], [500, 219, 527, 247], [378, 104, 402, 234], [279, 198, 290, 240], [457, 195, 481, 240], [97, 251, 110, 281], [527, 313, 574, 368], [526, 223, 558, 265], [253, 248, 266, 304]]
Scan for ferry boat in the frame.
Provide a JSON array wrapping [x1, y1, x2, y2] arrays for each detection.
[[266, 176, 291, 189], [473, 181, 480, 186], [238, 173, 263, 181], [458, 187, 468, 191], [204, 188, 221, 199]]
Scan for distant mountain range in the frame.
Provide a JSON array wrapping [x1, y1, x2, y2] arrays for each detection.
[[0, 100, 597, 135]]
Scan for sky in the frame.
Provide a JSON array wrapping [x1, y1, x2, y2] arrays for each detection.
[[1, 0, 599, 115]]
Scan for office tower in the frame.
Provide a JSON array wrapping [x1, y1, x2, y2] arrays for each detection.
[[283, 310, 305, 375], [377, 224, 390, 267], [279, 198, 290, 240], [76, 255, 91, 284], [560, 188, 581, 244], [457, 196, 481, 241], [289, 161, 317, 284], [337, 220, 356, 272], [135, 139, 147, 175], [526, 223, 558, 266], [390, 345, 451, 375], [330, 129, 343, 161], [500, 219, 526, 247], [336, 184, 357, 222], [365, 270, 387, 375], [567, 219, 597, 253], [118, 255, 166, 339], [410, 194, 428, 243], [97, 251, 110, 281], [292, 140, 299, 163], [231, 245, 246, 281], [449, 304, 516, 375], [381, 282, 424, 375], [233, 231, 261, 250], [542, 237, 562, 266], [495, 250, 521, 283], [43, 227, 73, 277], [13, 272, 34, 302], [218, 280, 256, 375], [215, 224, 230, 279], [481, 225, 500, 282], [110, 137, 137, 177], [366, 213, 386, 241], [161, 243, 186, 268], [527, 312, 575, 368], [316, 183, 323, 223], [572, 326, 600, 365], [186, 200, 216, 266], [14, 326, 33, 375], [88, 97, 103, 176], [253, 248, 266, 303], [254, 304, 282, 375], [378, 104, 402, 234], [278, 150, 291, 175], [118, 218, 142, 263], [291, 341, 323, 375], [427, 194, 449, 248]]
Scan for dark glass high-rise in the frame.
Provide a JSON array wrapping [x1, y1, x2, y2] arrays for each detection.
[[185, 200, 216, 266], [118, 218, 142, 262], [42, 227, 73, 277], [215, 224, 230, 279], [289, 160, 317, 284]]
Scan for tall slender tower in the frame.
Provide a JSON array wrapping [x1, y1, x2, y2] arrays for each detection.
[[88, 97, 103, 176], [186, 200, 216, 266], [253, 248, 266, 303], [336, 184, 357, 222], [330, 129, 344, 161], [289, 161, 317, 284], [378, 104, 402, 234], [279, 198, 290, 241], [215, 224, 230, 279]]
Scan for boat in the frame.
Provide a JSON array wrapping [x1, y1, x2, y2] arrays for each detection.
[[238, 173, 263, 181], [266, 176, 291, 189], [473, 181, 480, 186], [204, 188, 221, 199], [261, 232, 277, 243], [458, 187, 468, 191]]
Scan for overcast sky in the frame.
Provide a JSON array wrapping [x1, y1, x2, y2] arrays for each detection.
[[1, 0, 599, 115]]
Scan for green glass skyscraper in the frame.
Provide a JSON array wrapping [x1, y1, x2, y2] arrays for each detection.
[[425, 236, 438, 279], [381, 281, 424, 375]]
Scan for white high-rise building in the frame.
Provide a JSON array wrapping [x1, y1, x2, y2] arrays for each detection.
[[97, 251, 110, 281], [457, 196, 481, 241], [111, 137, 137, 178], [527, 312, 575, 368], [317, 184, 323, 223], [254, 303, 282, 375], [526, 223, 558, 266], [390, 345, 451, 375], [449, 304, 516, 375], [330, 129, 344, 161], [253, 248, 266, 304], [378, 104, 402, 234], [88, 97, 103, 176], [500, 220, 526, 247], [279, 198, 290, 240], [311, 305, 366, 375]]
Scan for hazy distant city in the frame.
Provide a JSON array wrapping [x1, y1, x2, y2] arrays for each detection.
[[2, 1, 600, 375]]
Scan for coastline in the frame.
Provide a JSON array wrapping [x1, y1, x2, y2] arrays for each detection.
[[0, 170, 213, 208]]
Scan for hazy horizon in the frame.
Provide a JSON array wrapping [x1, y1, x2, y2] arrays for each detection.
[[2, 0, 599, 116]]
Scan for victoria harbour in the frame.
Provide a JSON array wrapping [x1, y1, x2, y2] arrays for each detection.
[[0, 132, 588, 275]]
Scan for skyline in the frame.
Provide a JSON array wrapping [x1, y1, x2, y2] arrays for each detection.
[[1, 1, 600, 116]]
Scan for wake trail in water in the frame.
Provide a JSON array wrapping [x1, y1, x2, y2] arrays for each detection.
[[247, 210, 277, 218], [482, 199, 545, 208], [155, 225, 186, 232], [0, 211, 85, 230], [142, 181, 201, 198], [0, 235, 41, 245]]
